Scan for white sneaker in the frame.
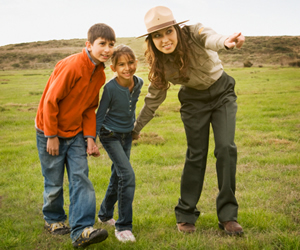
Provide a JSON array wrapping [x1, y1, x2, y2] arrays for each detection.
[[98, 217, 116, 226], [115, 230, 136, 242]]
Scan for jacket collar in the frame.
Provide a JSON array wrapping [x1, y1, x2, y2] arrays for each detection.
[[84, 48, 105, 68]]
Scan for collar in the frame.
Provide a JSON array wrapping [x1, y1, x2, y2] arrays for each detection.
[[163, 53, 175, 64], [85, 47, 105, 68]]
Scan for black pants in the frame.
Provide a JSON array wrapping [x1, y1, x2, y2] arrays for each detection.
[[175, 71, 239, 224]]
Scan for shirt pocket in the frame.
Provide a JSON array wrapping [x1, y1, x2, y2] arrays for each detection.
[[164, 62, 179, 82], [189, 45, 216, 72]]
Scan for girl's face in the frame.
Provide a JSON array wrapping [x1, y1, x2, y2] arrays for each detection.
[[86, 37, 115, 64], [151, 26, 178, 54], [110, 55, 137, 81]]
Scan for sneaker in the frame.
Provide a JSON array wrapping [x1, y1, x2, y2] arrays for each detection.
[[72, 227, 108, 248], [98, 217, 116, 226], [44, 221, 70, 235], [177, 223, 196, 233], [115, 230, 136, 242]]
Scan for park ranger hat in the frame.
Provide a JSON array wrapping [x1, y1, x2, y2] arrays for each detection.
[[137, 6, 189, 38]]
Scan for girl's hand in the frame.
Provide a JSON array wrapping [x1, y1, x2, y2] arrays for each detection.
[[224, 32, 245, 49]]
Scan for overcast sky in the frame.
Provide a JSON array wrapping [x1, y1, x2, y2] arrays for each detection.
[[1, 0, 299, 46]]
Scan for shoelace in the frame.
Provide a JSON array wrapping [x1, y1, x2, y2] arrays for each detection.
[[105, 218, 116, 225], [117, 230, 134, 239], [82, 227, 96, 238], [51, 222, 65, 230]]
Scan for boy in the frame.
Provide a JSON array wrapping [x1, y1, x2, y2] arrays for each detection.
[[35, 23, 115, 248]]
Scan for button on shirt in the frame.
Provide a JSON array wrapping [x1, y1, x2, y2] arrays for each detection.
[[96, 75, 143, 134]]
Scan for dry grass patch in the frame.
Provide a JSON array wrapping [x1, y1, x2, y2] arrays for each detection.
[[133, 132, 165, 145]]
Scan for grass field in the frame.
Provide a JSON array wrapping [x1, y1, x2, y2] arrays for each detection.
[[0, 66, 299, 249]]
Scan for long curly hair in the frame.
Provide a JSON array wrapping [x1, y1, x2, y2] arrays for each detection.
[[144, 25, 191, 90]]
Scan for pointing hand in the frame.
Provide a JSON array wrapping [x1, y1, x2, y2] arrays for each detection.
[[224, 32, 245, 49]]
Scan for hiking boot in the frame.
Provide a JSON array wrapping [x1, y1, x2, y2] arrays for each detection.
[[115, 230, 136, 242], [218, 221, 244, 236], [98, 217, 116, 226], [72, 227, 108, 248], [44, 221, 70, 235], [177, 223, 196, 233]]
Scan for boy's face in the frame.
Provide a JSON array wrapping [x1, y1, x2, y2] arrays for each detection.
[[86, 37, 115, 64]]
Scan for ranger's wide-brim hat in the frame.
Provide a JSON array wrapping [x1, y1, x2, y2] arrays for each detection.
[[137, 6, 189, 38]]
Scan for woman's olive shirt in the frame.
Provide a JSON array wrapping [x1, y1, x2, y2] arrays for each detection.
[[133, 23, 229, 134]]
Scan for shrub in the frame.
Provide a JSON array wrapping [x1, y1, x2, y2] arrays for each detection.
[[288, 60, 300, 67], [244, 60, 253, 67], [12, 63, 20, 68], [274, 46, 293, 52]]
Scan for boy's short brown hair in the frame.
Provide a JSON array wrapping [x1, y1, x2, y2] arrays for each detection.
[[88, 23, 116, 44]]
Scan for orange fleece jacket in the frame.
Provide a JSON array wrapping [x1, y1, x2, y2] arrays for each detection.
[[35, 48, 105, 138]]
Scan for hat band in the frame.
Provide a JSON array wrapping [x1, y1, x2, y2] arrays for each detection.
[[147, 20, 177, 33]]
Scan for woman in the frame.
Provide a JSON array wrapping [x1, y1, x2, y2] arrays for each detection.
[[133, 6, 245, 235]]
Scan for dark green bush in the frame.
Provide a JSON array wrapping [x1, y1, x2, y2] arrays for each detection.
[[288, 60, 300, 67], [273, 46, 293, 52], [12, 63, 20, 68]]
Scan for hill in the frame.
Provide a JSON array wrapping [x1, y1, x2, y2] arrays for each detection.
[[0, 36, 299, 70]]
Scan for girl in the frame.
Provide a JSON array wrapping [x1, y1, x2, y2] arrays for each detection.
[[96, 44, 143, 242], [133, 6, 245, 235]]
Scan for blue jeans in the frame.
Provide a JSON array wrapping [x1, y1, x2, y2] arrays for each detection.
[[98, 128, 135, 231], [36, 132, 96, 242]]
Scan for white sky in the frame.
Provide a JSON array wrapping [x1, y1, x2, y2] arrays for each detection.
[[0, 0, 299, 46]]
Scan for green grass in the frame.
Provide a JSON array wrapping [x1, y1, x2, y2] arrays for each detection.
[[0, 67, 299, 249]]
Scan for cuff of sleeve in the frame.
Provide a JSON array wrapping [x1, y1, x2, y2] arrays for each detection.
[[132, 129, 140, 135], [44, 135, 58, 138], [132, 121, 142, 134], [84, 135, 96, 140]]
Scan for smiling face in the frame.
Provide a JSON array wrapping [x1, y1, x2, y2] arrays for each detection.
[[151, 26, 178, 54], [86, 37, 115, 64], [110, 54, 137, 82]]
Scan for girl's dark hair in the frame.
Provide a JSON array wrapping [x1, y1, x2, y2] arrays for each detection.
[[111, 45, 136, 67], [88, 23, 116, 44], [145, 24, 191, 90]]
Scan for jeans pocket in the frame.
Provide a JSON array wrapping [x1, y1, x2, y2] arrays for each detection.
[[100, 127, 114, 138]]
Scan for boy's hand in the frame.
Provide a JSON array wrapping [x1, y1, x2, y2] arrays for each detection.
[[224, 32, 245, 49], [90, 145, 101, 157], [87, 138, 100, 157], [47, 137, 59, 156]]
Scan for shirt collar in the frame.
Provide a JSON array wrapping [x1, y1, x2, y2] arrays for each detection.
[[163, 53, 175, 64], [85, 47, 105, 68]]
